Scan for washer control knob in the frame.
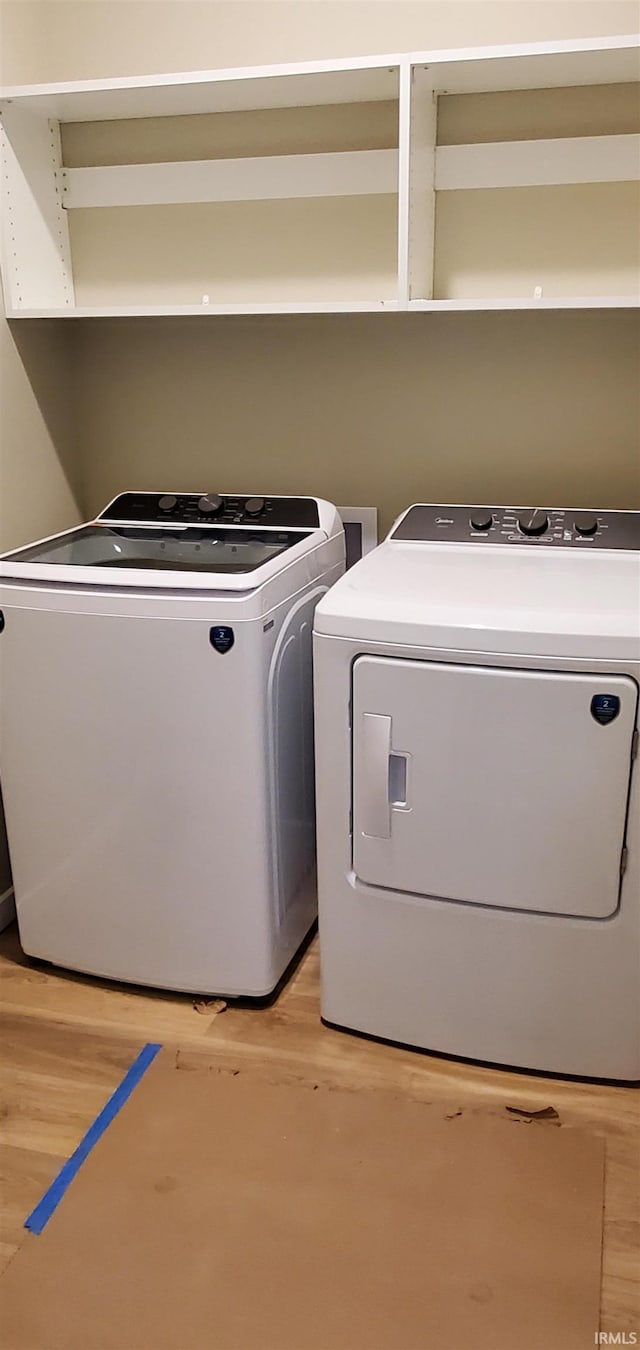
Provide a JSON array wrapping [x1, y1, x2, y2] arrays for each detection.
[[518, 509, 549, 536], [469, 511, 493, 532], [198, 494, 223, 515], [574, 512, 598, 537], [245, 496, 265, 516], [158, 494, 177, 512]]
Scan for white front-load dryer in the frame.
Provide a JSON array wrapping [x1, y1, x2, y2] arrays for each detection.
[[0, 491, 344, 995], [313, 503, 640, 1079]]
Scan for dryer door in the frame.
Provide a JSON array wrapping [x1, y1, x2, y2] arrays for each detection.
[[352, 658, 637, 917]]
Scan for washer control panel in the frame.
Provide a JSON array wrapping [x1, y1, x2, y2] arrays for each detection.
[[99, 492, 320, 529], [392, 505, 639, 551]]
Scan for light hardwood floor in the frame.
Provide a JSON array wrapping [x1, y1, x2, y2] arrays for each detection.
[[1, 922, 638, 1337]]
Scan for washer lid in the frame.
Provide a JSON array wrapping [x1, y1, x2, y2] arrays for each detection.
[[4, 522, 311, 573], [314, 538, 640, 660], [0, 522, 323, 592], [0, 493, 342, 593]]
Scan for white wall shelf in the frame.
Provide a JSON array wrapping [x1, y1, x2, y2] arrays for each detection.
[[1, 35, 638, 318], [7, 301, 400, 318]]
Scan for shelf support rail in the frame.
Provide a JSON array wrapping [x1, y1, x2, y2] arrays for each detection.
[[435, 133, 640, 191], [0, 107, 74, 311], [60, 148, 399, 209]]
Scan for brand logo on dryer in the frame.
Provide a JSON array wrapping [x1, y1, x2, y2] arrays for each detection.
[[590, 694, 621, 725], [209, 626, 234, 654]]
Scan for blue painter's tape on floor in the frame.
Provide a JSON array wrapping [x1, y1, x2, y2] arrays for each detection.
[[25, 1041, 163, 1235]]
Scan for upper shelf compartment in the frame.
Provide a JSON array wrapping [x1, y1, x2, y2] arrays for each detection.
[[1, 37, 638, 317], [401, 36, 640, 309], [0, 57, 402, 315]]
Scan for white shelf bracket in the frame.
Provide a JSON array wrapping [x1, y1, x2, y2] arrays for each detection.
[[0, 106, 74, 312]]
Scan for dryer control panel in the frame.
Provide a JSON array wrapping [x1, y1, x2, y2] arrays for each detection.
[[392, 505, 639, 550], [99, 492, 320, 528]]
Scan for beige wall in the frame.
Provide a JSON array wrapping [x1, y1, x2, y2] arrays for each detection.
[[1, 1, 638, 537], [0, 0, 637, 527], [75, 310, 640, 535], [1, 3, 640, 524], [2, 1, 640, 83], [0, 297, 82, 552]]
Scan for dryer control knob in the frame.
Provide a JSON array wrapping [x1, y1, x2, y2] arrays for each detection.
[[518, 509, 549, 536], [245, 497, 265, 516], [158, 494, 177, 511], [574, 513, 598, 536], [469, 511, 493, 532], [198, 494, 223, 515]]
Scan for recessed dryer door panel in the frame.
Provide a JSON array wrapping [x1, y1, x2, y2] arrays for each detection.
[[352, 658, 637, 917]]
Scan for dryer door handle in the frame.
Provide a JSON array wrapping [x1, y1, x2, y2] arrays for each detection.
[[358, 713, 392, 839]]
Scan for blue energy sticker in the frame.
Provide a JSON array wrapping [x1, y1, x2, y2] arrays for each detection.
[[591, 694, 621, 725]]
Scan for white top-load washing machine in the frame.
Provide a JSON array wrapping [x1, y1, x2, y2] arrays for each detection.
[[314, 504, 640, 1079], [0, 491, 344, 995]]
